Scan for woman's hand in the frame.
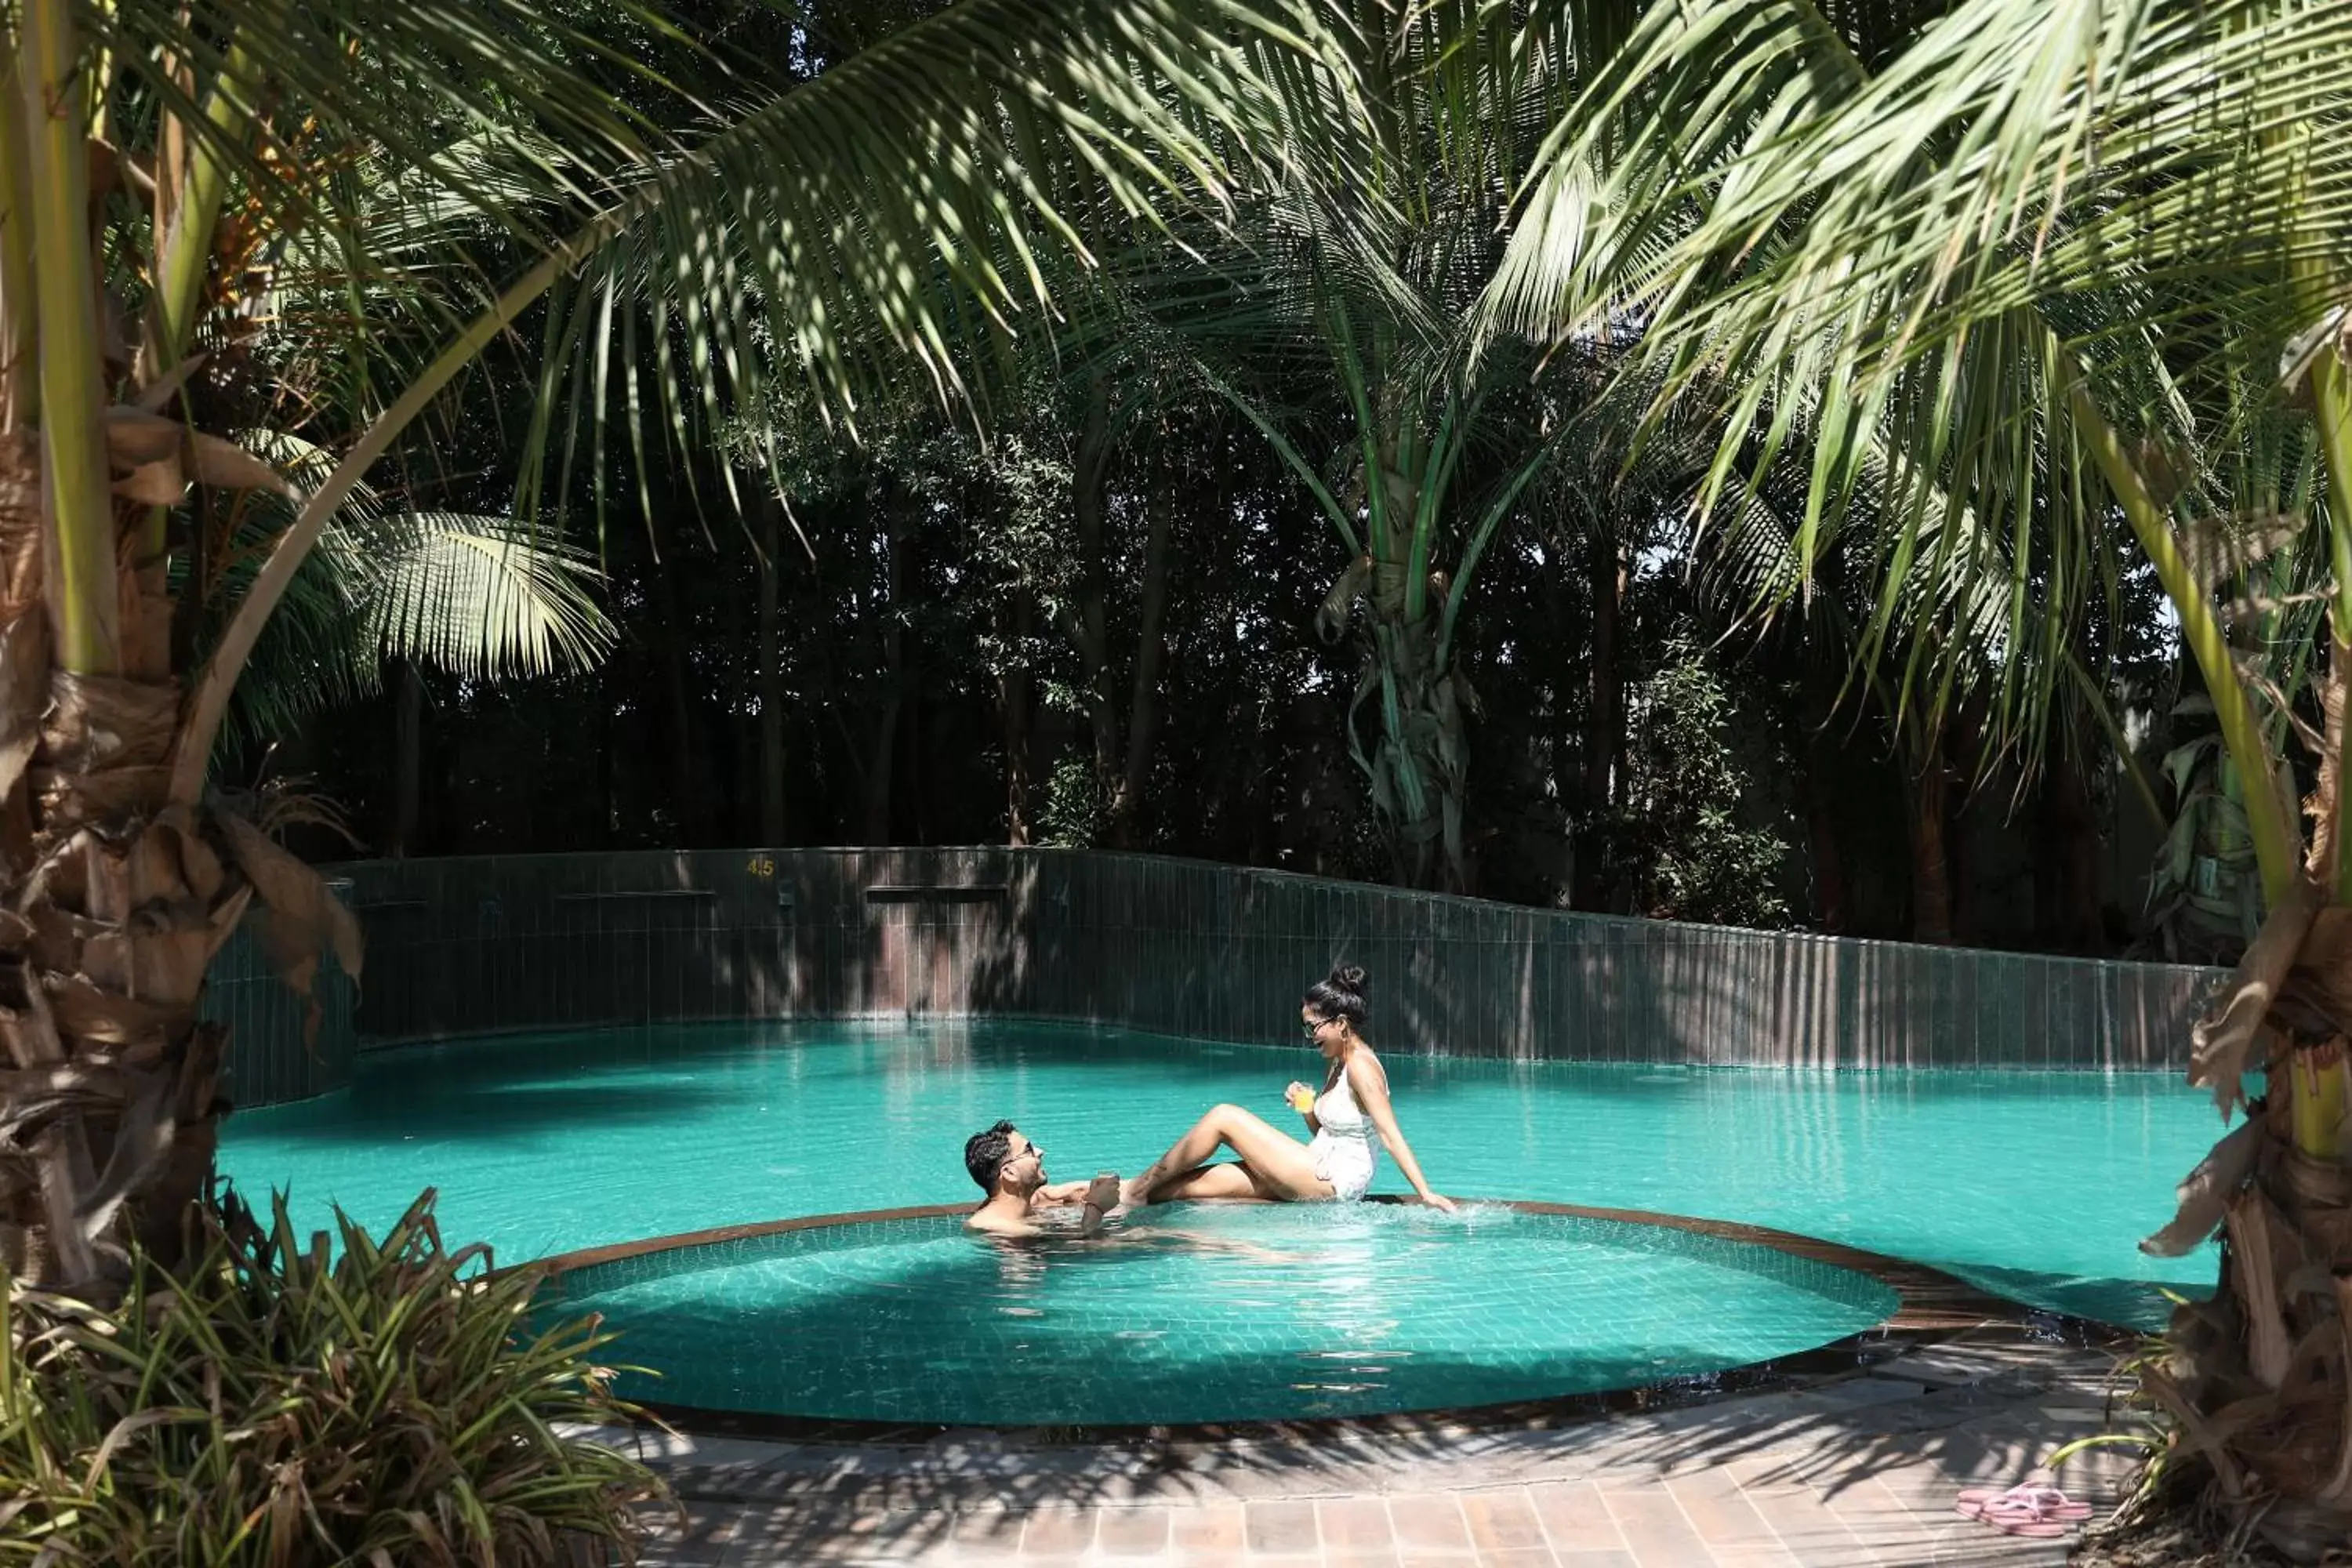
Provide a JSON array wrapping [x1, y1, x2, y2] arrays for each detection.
[[1285, 1080, 1315, 1109], [1418, 1191, 1458, 1214]]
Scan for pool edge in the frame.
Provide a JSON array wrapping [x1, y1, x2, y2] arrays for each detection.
[[517, 1198, 2127, 1446]]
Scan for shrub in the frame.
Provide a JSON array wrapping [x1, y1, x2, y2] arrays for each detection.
[[1615, 637, 1797, 929], [2, 1189, 666, 1566]]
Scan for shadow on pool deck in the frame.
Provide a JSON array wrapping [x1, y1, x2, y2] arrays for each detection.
[[227, 1077, 759, 1147], [601, 1323, 2132, 1567]]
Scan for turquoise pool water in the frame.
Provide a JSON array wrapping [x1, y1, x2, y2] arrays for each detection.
[[217, 1018, 2220, 1330], [544, 1206, 1900, 1425]]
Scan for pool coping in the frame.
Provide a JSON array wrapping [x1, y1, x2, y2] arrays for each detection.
[[520, 1197, 2126, 1448]]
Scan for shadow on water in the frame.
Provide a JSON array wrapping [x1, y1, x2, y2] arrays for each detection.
[[231, 1017, 1428, 1152], [1933, 1260, 2201, 1332], [230, 1078, 760, 1148]]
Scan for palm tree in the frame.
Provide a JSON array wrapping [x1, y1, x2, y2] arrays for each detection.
[[0, 0, 1323, 1293], [1486, 0, 2352, 1546], [1158, 3, 1584, 891]]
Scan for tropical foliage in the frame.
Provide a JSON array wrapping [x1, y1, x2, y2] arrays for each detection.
[[2, 1189, 659, 1566], [1611, 637, 1795, 928], [1483, 0, 2352, 1544], [0, 0, 1325, 1296]]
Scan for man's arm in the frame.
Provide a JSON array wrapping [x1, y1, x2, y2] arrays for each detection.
[[1073, 1173, 1122, 1236], [1030, 1178, 1094, 1208]]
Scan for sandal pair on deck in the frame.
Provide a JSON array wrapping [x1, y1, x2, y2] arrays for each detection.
[[1955, 1476, 2095, 1539]]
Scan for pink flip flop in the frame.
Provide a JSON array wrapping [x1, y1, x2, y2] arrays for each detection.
[[1954, 1482, 2092, 1530], [1985, 1510, 2070, 1539], [1955, 1486, 2001, 1519]]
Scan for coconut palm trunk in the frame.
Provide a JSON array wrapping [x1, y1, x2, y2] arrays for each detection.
[[1577, 524, 1625, 909], [2147, 645, 2352, 1546], [1160, 5, 1588, 892], [757, 499, 788, 846], [1323, 449, 1476, 890], [2130, 406, 2352, 1553], [0, 8, 355, 1293]]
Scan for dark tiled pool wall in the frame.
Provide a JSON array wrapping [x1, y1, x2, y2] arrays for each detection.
[[205, 879, 357, 1109], [210, 848, 2219, 1108], [1026, 853, 2220, 1070], [328, 848, 1036, 1044]]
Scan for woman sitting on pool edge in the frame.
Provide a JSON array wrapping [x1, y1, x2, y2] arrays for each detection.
[[1116, 964, 1454, 1213]]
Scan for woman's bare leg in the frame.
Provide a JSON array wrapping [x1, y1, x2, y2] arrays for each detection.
[[1149, 1161, 1266, 1201], [1122, 1105, 1332, 1205]]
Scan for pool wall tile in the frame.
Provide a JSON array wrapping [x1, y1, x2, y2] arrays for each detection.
[[215, 848, 2226, 1106]]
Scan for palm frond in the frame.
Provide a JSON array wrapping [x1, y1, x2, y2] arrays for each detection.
[[328, 511, 615, 683], [208, 431, 614, 747], [106, 0, 1384, 779], [1483, 0, 2352, 810]]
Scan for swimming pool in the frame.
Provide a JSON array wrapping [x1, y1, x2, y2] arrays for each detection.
[[217, 1018, 2219, 1332], [542, 1205, 1900, 1425]]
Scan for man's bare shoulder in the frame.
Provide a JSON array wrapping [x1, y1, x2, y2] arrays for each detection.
[[966, 1208, 1040, 1237]]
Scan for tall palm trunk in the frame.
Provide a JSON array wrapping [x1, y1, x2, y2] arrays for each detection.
[[1106, 481, 1174, 848], [2147, 653, 2352, 1555], [1798, 654, 1852, 933], [862, 503, 906, 844], [1903, 717, 1955, 944], [1575, 524, 1624, 909], [999, 582, 1034, 846], [1065, 378, 1122, 817], [2038, 710, 2101, 953], [756, 497, 786, 846], [390, 660, 423, 855], [1323, 441, 1481, 894], [0, 423, 345, 1292], [1944, 708, 1983, 945], [1342, 554, 1468, 891], [2122, 392, 2352, 1556], [1303, 376, 1554, 895], [0, 7, 356, 1293]]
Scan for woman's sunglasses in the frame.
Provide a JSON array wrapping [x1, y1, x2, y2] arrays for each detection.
[[1301, 1015, 1332, 1038]]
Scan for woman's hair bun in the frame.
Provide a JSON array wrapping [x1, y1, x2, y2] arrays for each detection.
[[1305, 963, 1370, 1029]]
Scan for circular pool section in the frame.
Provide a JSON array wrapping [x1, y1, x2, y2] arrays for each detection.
[[543, 1203, 1900, 1427]]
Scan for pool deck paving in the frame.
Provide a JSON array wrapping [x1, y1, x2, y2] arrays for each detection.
[[588, 1324, 2140, 1567]]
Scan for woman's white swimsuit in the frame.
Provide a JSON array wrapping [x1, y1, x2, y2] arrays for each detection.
[[1307, 1062, 1381, 1201]]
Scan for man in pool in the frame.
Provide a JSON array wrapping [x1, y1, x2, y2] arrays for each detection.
[[964, 1120, 1121, 1237]]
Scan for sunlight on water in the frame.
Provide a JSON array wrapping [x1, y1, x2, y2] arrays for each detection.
[[220, 1018, 2219, 1330], [546, 1203, 1898, 1424]]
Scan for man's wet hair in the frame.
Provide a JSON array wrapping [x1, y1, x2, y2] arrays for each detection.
[[964, 1120, 1018, 1192]]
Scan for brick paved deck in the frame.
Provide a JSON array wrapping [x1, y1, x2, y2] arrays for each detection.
[[588, 1325, 2138, 1566]]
